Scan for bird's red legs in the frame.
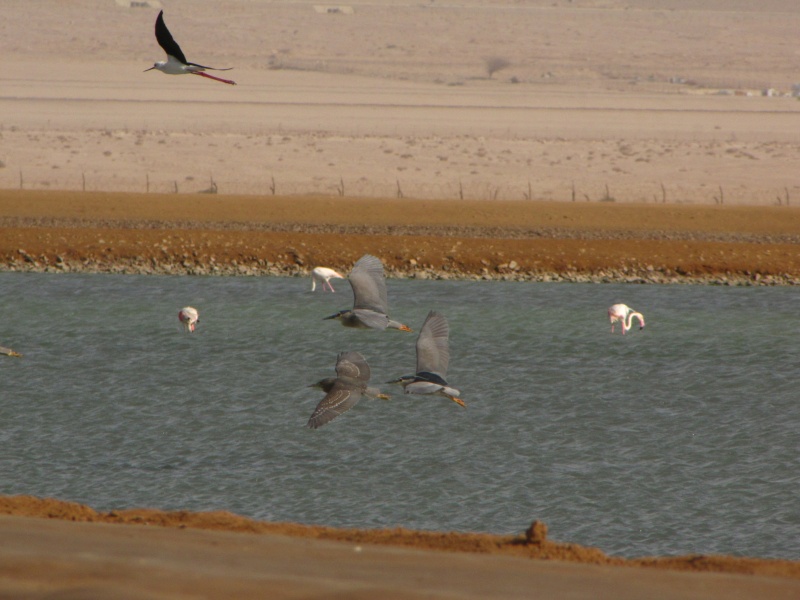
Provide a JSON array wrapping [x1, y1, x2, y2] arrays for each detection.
[[193, 72, 236, 85]]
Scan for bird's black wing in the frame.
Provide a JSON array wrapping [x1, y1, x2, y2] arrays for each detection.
[[413, 371, 449, 386], [349, 254, 389, 314], [307, 382, 362, 429], [415, 311, 450, 377], [155, 11, 188, 64]]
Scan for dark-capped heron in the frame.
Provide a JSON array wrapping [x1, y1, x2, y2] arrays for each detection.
[[388, 310, 464, 407]]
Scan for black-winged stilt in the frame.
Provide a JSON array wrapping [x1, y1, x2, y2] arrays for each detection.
[[145, 11, 236, 86]]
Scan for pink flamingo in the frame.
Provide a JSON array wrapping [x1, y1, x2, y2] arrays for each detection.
[[311, 267, 345, 292], [178, 306, 199, 332], [608, 303, 645, 335]]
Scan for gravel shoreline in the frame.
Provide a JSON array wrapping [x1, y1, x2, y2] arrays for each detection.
[[3, 193, 798, 286], [3, 250, 798, 286]]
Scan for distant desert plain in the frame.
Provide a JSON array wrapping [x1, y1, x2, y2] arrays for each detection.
[[3, 0, 800, 204], [1, 1, 800, 598]]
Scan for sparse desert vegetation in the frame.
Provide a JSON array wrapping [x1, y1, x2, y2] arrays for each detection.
[[2, 1, 800, 204]]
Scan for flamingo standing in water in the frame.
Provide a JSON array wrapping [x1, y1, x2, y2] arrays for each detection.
[[178, 306, 199, 332], [311, 267, 345, 292], [608, 304, 645, 335]]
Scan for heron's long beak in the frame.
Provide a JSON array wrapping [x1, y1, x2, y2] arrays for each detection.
[[323, 313, 339, 320], [398, 324, 413, 332], [144, 66, 156, 72]]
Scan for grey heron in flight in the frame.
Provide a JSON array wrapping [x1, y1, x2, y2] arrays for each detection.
[[388, 310, 464, 407], [324, 254, 412, 332], [307, 351, 389, 429]]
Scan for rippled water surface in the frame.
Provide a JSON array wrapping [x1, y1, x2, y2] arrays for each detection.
[[1, 272, 798, 559]]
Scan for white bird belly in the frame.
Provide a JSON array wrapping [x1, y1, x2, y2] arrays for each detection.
[[404, 382, 460, 397]]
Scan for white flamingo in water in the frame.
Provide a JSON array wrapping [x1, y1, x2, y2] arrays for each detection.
[[178, 306, 199, 332], [311, 267, 345, 292], [608, 303, 645, 335]]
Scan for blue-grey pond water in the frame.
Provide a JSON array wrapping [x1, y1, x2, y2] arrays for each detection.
[[0, 272, 798, 559]]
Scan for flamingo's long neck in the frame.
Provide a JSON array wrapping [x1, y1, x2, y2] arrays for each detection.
[[624, 311, 644, 332]]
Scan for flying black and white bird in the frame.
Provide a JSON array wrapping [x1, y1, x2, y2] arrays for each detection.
[[388, 311, 464, 407], [145, 11, 237, 85]]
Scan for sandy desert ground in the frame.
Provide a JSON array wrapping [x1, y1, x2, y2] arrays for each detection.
[[2, 0, 800, 203], [2, 1, 800, 597], [1, 496, 799, 599]]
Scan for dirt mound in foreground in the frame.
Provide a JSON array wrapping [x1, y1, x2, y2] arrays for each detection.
[[1, 495, 797, 580]]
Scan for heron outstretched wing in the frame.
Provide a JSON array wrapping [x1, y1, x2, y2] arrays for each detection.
[[307, 384, 362, 429], [335, 351, 371, 383], [415, 311, 450, 377], [352, 309, 390, 331], [349, 254, 389, 314], [307, 351, 373, 428]]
